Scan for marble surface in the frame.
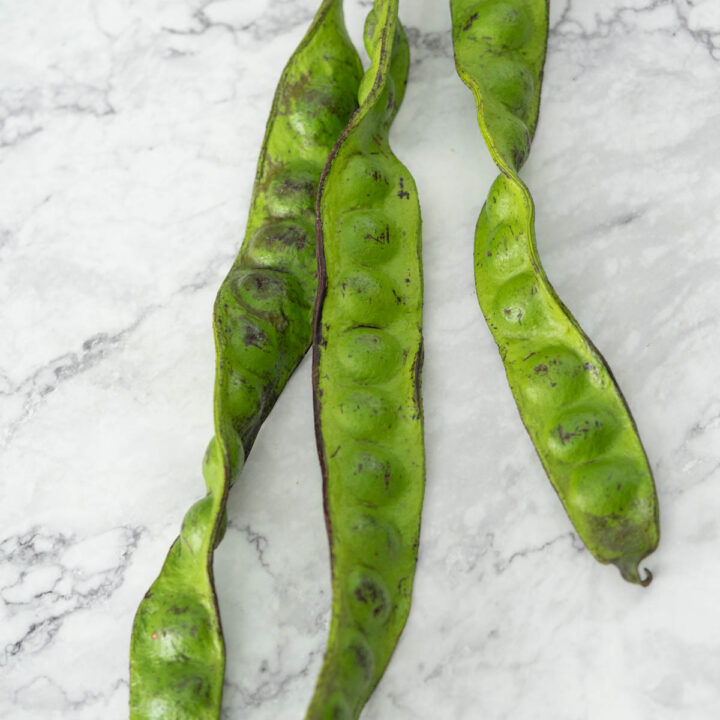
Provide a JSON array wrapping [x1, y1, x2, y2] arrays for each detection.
[[2, 0, 720, 717]]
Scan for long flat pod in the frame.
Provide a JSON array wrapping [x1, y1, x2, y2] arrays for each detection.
[[308, 0, 425, 717], [450, 0, 659, 584], [128, 3, 362, 718]]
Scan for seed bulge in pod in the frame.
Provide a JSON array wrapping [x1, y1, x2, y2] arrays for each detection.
[[547, 405, 620, 463], [320, 693, 351, 720], [132, 662, 217, 720], [222, 314, 278, 379], [347, 568, 392, 629], [230, 268, 304, 331], [483, 223, 527, 277], [180, 497, 215, 555], [493, 271, 547, 336], [144, 595, 219, 663], [264, 164, 318, 217], [333, 268, 397, 327], [336, 211, 399, 265], [243, 220, 315, 287], [337, 631, 375, 693], [482, 100, 531, 169], [482, 56, 535, 121], [335, 327, 402, 384], [333, 154, 390, 209], [484, 173, 523, 224], [335, 388, 395, 440], [216, 368, 262, 431], [516, 345, 588, 407], [343, 443, 405, 505], [287, 74, 358, 147], [343, 512, 402, 563], [567, 458, 648, 518]]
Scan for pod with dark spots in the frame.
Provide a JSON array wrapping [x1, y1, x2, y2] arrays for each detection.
[[242, 220, 317, 293], [482, 100, 532, 170], [337, 632, 376, 694], [264, 164, 319, 218], [456, 2, 534, 51], [287, 79, 360, 145], [492, 271, 548, 336], [451, 0, 659, 584], [546, 405, 620, 463], [342, 443, 406, 505], [567, 457, 657, 584], [227, 268, 309, 332], [220, 314, 279, 380], [347, 568, 393, 628], [308, 1, 425, 717], [336, 210, 399, 265], [332, 154, 392, 208], [131, 661, 221, 720], [129, 3, 363, 718], [513, 344, 588, 406]]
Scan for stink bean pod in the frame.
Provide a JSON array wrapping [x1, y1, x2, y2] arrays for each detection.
[[129, 3, 362, 718], [307, 1, 425, 717], [450, 0, 659, 584]]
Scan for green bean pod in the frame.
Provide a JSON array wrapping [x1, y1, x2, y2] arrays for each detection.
[[450, 0, 659, 584], [308, 1, 424, 717], [129, 3, 362, 718]]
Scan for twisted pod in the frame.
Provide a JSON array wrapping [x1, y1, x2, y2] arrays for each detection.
[[129, 2, 362, 717], [450, 0, 659, 584], [307, 0, 425, 716]]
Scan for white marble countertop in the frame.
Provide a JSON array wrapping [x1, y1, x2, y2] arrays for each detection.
[[3, 1, 720, 718]]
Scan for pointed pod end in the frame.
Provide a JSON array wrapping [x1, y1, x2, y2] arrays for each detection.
[[615, 557, 653, 587]]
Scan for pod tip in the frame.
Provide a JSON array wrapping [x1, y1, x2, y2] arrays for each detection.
[[615, 557, 653, 587]]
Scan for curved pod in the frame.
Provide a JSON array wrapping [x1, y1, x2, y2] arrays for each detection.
[[450, 0, 659, 584], [128, 3, 362, 718]]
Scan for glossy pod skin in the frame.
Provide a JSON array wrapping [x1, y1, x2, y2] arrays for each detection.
[[128, 3, 362, 718], [450, 0, 659, 584], [308, 1, 425, 717]]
